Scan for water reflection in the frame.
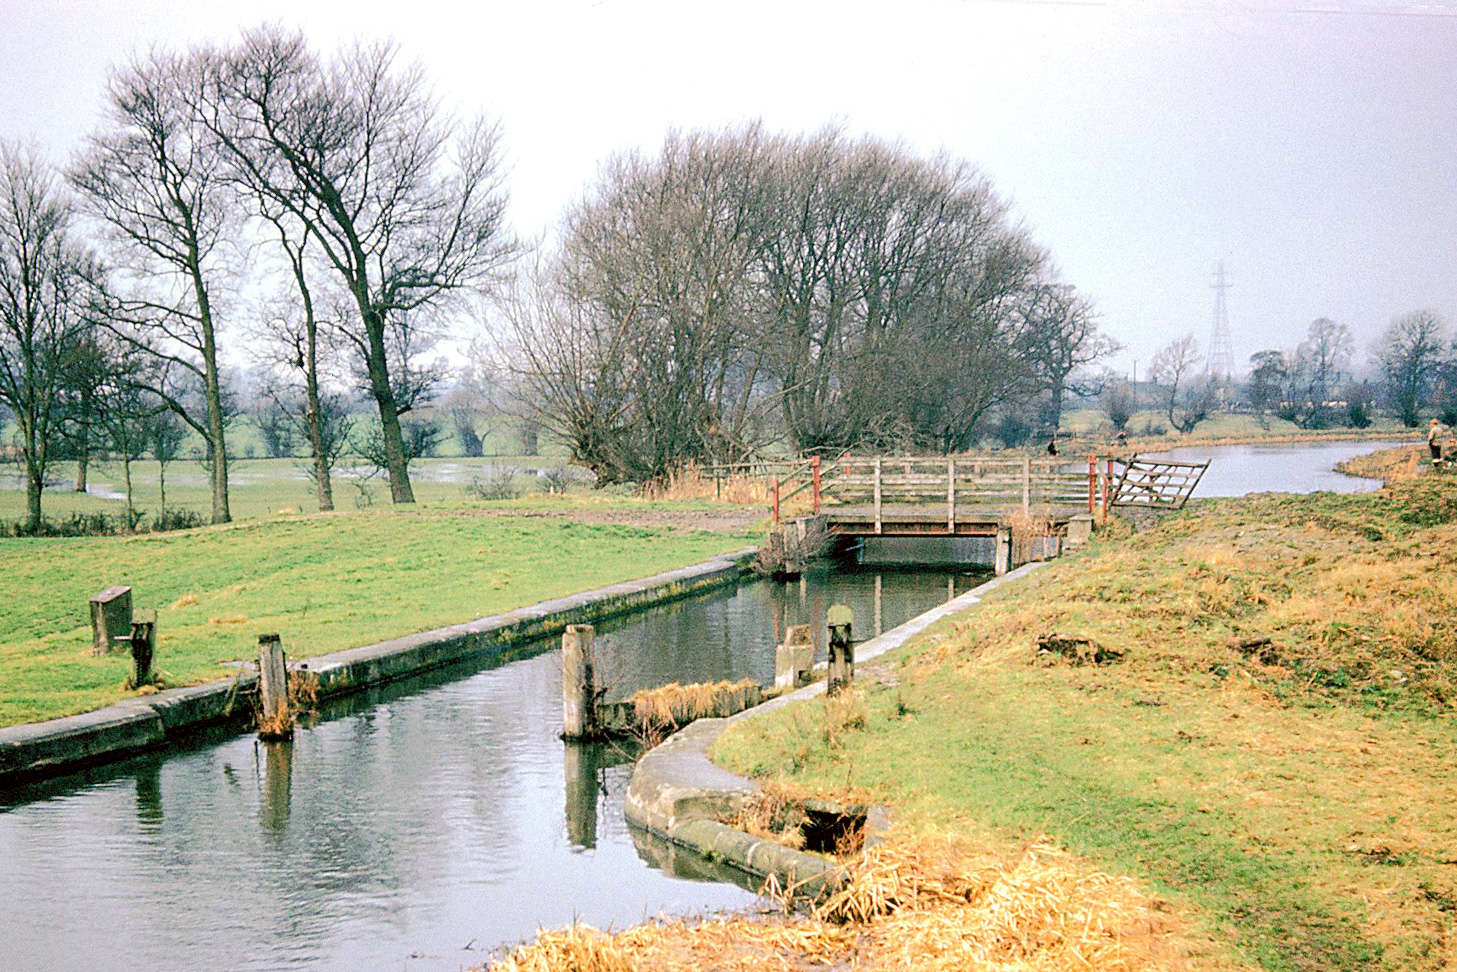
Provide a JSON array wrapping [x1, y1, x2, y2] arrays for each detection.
[[563, 740, 638, 850], [259, 740, 293, 834], [0, 566, 979, 972]]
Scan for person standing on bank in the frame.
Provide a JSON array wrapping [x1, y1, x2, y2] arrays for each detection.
[[1429, 418, 1445, 463]]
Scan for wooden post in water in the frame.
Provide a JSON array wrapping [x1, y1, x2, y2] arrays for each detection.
[[257, 633, 293, 739], [562, 625, 596, 740], [827, 605, 854, 696]]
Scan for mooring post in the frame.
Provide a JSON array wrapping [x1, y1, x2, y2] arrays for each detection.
[[995, 525, 1013, 575], [775, 623, 814, 690], [826, 605, 854, 696], [127, 612, 157, 689], [89, 585, 132, 656], [562, 624, 596, 740], [257, 633, 292, 738], [811, 455, 822, 514]]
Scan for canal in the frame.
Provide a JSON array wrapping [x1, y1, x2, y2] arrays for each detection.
[[0, 564, 984, 972]]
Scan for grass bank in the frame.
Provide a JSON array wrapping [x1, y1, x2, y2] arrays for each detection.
[[0, 504, 757, 728], [713, 476, 1457, 971]]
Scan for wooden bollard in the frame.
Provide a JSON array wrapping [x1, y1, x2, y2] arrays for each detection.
[[994, 525, 1013, 575], [562, 625, 596, 740], [257, 633, 293, 739], [125, 613, 157, 689], [827, 604, 854, 696], [775, 623, 814, 690]]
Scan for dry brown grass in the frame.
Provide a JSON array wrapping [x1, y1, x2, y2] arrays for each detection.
[[1336, 444, 1426, 482], [631, 679, 763, 733], [643, 465, 773, 505], [484, 836, 1241, 972]]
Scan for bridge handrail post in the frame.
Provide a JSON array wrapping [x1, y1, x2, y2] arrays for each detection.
[[1088, 454, 1097, 514], [947, 457, 956, 533], [1103, 456, 1114, 517], [874, 458, 883, 535], [811, 455, 821, 514]]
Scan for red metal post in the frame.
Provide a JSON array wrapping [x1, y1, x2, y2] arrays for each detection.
[[771, 476, 781, 525], [842, 450, 851, 475], [811, 456, 822, 514], [1087, 453, 1096, 514]]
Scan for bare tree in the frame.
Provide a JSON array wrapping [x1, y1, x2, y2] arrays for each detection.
[[1024, 286, 1115, 433], [1288, 318, 1353, 428], [206, 27, 516, 503], [508, 125, 1102, 480], [0, 143, 94, 531], [1245, 349, 1288, 425], [1100, 377, 1136, 433], [71, 49, 237, 523], [1149, 334, 1210, 434], [250, 213, 344, 510], [1376, 309, 1446, 427]]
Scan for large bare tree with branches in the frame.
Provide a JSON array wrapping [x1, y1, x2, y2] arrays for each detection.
[[0, 143, 95, 531], [205, 27, 516, 504], [71, 49, 237, 524], [506, 125, 1104, 481]]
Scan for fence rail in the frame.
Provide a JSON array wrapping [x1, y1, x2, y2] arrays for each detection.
[[765, 452, 1209, 527]]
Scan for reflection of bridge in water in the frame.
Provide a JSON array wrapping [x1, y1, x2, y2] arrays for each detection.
[[759, 454, 1209, 574]]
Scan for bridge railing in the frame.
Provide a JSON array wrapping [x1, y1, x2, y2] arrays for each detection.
[[766, 452, 1209, 525]]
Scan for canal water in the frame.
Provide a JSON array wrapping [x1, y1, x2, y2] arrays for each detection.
[[1144, 439, 1411, 497], [0, 565, 984, 972]]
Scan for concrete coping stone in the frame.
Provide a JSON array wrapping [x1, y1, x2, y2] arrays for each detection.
[[624, 562, 1047, 896]]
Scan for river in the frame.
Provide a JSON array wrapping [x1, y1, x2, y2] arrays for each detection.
[[0, 565, 982, 972], [1143, 438, 1411, 497], [0, 437, 1404, 972]]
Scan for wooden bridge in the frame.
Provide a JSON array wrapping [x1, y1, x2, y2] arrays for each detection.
[[755, 453, 1208, 572]]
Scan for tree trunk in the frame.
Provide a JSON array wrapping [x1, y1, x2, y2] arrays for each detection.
[[158, 460, 167, 512], [304, 315, 333, 512], [361, 306, 415, 504], [25, 464, 43, 533], [122, 453, 135, 530], [192, 250, 230, 524]]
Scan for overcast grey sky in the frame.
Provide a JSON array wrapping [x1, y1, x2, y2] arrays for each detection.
[[3, 0, 1455, 376]]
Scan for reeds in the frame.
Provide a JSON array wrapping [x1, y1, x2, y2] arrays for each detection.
[[642, 464, 772, 505], [630, 679, 763, 733]]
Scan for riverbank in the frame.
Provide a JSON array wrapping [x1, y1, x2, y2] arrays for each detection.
[[0, 504, 759, 728], [489, 475, 1457, 972], [0, 546, 756, 783]]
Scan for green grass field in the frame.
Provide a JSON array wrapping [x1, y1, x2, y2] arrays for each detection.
[[0, 503, 757, 727], [714, 476, 1457, 972]]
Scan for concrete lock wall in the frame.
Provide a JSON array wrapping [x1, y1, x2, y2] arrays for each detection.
[[624, 563, 1048, 899]]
